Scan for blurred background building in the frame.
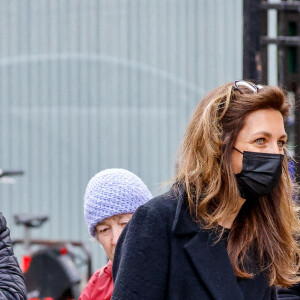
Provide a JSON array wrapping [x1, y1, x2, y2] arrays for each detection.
[[1, 0, 297, 288], [244, 0, 300, 173]]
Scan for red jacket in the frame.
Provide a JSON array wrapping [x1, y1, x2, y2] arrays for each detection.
[[79, 260, 113, 300]]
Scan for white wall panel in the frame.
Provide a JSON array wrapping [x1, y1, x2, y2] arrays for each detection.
[[0, 0, 243, 284]]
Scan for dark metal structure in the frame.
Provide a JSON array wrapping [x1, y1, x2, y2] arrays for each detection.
[[243, 0, 300, 177], [243, 0, 262, 83]]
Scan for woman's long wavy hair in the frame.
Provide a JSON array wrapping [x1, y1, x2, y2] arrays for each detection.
[[175, 82, 300, 287]]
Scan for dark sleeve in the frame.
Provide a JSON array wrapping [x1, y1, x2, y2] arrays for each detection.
[[112, 202, 170, 300], [0, 213, 27, 300]]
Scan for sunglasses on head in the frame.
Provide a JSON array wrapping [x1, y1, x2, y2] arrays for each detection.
[[233, 80, 263, 94]]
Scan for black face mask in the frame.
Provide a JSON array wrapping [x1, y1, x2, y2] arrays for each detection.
[[234, 147, 284, 199]]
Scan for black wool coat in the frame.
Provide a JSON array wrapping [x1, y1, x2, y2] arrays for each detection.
[[112, 189, 278, 300]]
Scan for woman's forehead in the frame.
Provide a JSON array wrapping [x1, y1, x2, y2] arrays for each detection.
[[238, 109, 285, 139]]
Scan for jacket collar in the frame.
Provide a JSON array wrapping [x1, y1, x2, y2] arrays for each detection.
[[171, 187, 269, 300], [171, 187, 200, 235]]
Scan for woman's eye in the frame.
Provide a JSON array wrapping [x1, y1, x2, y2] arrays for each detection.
[[98, 228, 109, 234], [278, 140, 286, 148], [255, 138, 265, 145], [120, 222, 128, 227]]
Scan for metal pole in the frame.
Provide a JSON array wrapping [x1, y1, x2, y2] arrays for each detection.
[[24, 226, 30, 252], [294, 88, 300, 181], [277, 9, 286, 88], [243, 0, 261, 82]]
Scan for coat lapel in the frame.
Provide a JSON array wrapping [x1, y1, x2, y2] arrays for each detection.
[[184, 230, 244, 300], [236, 264, 269, 300], [172, 188, 269, 300]]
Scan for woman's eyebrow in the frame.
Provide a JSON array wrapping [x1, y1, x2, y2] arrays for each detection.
[[97, 221, 108, 226], [251, 131, 287, 139], [252, 131, 271, 137], [280, 133, 288, 139]]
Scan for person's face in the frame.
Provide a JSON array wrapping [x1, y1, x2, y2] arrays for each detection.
[[95, 213, 133, 261], [231, 108, 287, 174]]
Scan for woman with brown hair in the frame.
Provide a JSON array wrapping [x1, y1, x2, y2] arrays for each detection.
[[112, 81, 300, 300]]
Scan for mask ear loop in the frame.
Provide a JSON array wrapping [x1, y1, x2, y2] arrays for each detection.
[[233, 147, 243, 155]]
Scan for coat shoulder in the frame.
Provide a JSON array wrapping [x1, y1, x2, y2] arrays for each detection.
[[136, 188, 179, 222], [112, 190, 177, 299]]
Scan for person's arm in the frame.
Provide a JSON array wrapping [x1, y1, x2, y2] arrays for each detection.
[[0, 213, 27, 300], [112, 201, 170, 300]]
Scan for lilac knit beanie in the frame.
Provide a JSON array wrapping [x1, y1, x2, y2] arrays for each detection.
[[84, 168, 153, 237]]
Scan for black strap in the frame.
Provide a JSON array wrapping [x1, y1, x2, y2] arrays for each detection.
[[233, 147, 243, 155]]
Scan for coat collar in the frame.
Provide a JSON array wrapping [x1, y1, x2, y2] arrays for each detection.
[[171, 187, 200, 235], [171, 187, 269, 300]]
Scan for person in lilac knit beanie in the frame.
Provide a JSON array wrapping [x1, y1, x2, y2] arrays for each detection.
[[80, 168, 152, 300]]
